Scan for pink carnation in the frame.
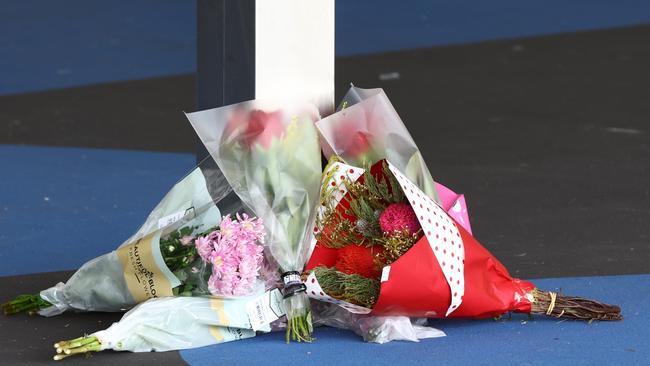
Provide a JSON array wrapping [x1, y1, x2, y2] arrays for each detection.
[[197, 214, 266, 297], [180, 236, 194, 246], [378, 203, 421, 235], [195, 236, 214, 262]]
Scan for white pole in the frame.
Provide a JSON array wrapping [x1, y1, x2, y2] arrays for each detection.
[[255, 0, 335, 116]]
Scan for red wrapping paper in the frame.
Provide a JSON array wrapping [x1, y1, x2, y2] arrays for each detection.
[[306, 160, 536, 318]]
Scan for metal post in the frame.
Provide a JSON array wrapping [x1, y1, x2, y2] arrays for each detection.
[[196, 0, 255, 162]]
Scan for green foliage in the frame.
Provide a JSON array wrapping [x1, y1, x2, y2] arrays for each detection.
[[316, 160, 409, 250], [160, 225, 200, 273], [375, 229, 421, 264], [160, 225, 223, 296], [313, 266, 380, 308]]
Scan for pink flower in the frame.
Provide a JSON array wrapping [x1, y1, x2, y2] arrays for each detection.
[[217, 215, 237, 241], [259, 258, 280, 290], [341, 130, 372, 157], [329, 106, 382, 159], [243, 110, 284, 149], [223, 109, 285, 150], [209, 245, 235, 277], [378, 203, 421, 235], [236, 213, 266, 242], [195, 236, 214, 262], [198, 214, 267, 297], [180, 236, 194, 246]]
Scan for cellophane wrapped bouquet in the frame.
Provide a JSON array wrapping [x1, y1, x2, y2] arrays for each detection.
[[186, 100, 323, 343], [305, 86, 622, 322], [46, 96, 331, 357], [3, 86, 622, 362], [3, 119, 305, 358], [2, 156, 257, 318]]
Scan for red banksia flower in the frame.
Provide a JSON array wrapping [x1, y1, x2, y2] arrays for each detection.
[[335, 244, 383, 279]]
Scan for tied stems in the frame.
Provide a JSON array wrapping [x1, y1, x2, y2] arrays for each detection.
[[2, 294, 51, 315], [286, 313, 313, 343], [311, 268, 623, 323], [53, 335, 102, 361], [283, 291, 314, 343], [530, 288, 622, 321]]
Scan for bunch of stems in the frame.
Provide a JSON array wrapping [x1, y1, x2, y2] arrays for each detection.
[[2, 294, 51, 315], [284, 291, 314, 343], [530, 289, 622, 321], [52, 336, 101, 361]]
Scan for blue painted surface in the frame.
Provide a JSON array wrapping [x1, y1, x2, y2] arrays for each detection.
[[0, 145, 195, 275], [338, 0, 650, 56], [1, 0, 649, 95], [0, 0, 196, 96], [181, 274, 649, 366]]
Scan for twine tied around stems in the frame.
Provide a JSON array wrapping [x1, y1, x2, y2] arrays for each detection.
[[531, 288, 621, 321], [545, 291, 557, 315], [545, 291, 565, 317]]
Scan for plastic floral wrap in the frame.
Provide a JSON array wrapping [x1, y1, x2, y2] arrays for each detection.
[[311, 301, 445, 344], [1, 157, 280, 317], [306, 87, 619, 328], [295, 86, 471, 342], [186, 100, 322, 342], [51, 291, 440, 360], [51, 289, 289, 359], [40, 163, 287, 359], [304, 157, 621, 324], [317, 85, 440, 203]]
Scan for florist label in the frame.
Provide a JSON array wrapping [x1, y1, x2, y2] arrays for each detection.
[[116, 234, 173, 302], [157, 210, 187, 229], [246, 289, 285, 331]]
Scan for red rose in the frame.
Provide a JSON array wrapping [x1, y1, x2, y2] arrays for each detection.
[[329, 109, 376, 158], [224, 109, 285, 149], [340, 129, 372, 157]]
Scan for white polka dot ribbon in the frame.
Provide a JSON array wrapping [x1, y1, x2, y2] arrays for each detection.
[[309, 162, 365, 249], [306, 161, 465, 316], [387, 161, 465, 316]]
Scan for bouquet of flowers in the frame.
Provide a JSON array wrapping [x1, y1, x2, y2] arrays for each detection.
[[5, 85, 623, 362], [44, 92, 331, 358], [52, 277, 284, 360], [2, 157, 258, 317], [186, 100, 323, 342], [51, 297, 259, 360], [296, 85, 468, 343], [45, 94, 333, 357], [306, 158, 622, 321], [318, 85, 441, 203], [304, 86, 622, 322]]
